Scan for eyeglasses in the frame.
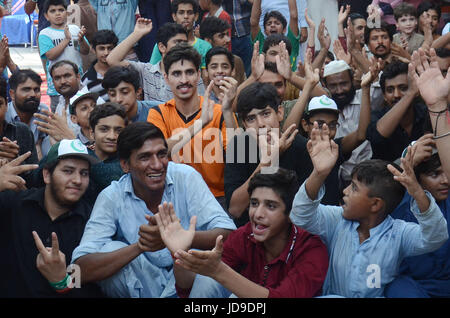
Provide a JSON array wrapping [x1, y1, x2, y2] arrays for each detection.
[[307, 121, 340, 130]]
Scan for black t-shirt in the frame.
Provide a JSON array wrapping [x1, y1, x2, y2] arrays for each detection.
[[0, 188, 104, 298], [225, 133, 347, 227]]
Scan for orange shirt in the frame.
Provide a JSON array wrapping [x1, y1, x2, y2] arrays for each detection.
[[147, 97, 235, 197]]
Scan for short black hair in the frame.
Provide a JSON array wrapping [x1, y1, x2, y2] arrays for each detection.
[[351, 159, 405, 215], [379, 61, 408, 93], [9, 69, 42, 91], [49, 60, 79, 77], [415, 153, 441, 180], [156, 22, 187, 48], [205, 46, 234, 70], [417, 1, 441, 21], [117, 122, 168, 161], [171, 0, 199, 14], [263, 10, 287, 30], [236, 82, 281, 119], [89, 102, 128, 131], [0, 76, 7, 100], [394, 2, 417, 20], [163, 42, 201, 73], [262, 33, 292, 56], [199, 16, 230, 41], [248, 168, 300, 215], [343, 13, 366, 29], [91, 29, 119, 50], [44, 0, 67, 13], [364, 22, 394, 45], [435, 47, 450, 58], [102, 65, 141, 91]]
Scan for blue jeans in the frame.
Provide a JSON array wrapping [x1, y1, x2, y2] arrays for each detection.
[[231, 35, 252, 77]]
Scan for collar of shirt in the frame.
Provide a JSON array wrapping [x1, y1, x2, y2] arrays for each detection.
[[348, 214, 394, 242], [22, 187, 91, 222], [247, 223, 299, 265], [150, 62, 162, 74]]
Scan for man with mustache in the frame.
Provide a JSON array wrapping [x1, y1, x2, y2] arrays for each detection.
[[6, 70, 50, 160], [322, 59, 373, 188], [365, 22, 395, 64], [367, 61, 428, 162]]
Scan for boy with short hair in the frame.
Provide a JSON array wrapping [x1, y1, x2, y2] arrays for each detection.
[[81, 30, 119, 102], [155, 168, 329, 298], [199, 0, 232, 51], [290, 122, 448, 297], [205, 46, 236, 103], [69, 87, 98, 146], [199, 16, 246, 85], [393, 3, 428, 55], [38, 0, 90, 111], [102, 65, 157, 123]]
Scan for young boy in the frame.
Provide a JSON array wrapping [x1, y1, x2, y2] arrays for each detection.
[[69, 87, 98, 146], [38, 0, 90, 111], [204, 47, 236, 103], [149, 0, 212, 71], [155, 168, 329, 298], [199, 16, 246, 86], [289, 122, 448, 297], [81, 30, 119, 102], [393, 3, 429, 56], [250, 0, 299, 71], [386, 139, 450, 298], [198, 0, 231, 51], [102, 65, 158, 123]]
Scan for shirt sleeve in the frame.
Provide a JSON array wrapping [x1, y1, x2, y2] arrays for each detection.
[[146, 107, 170, 140], [290, 181, 344, 245], [71, 188, 118, 263], [268, 234, 329, 298], [400, 191, 449, 258], [38, 33, 54, 59], [149, 43, 162, 65]]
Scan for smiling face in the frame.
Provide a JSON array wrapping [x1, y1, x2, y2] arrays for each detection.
[[43, 158, 90, 207], [121, 138, 169, 196], [207, 54, 233, 87], [249, 187, 290, 244], [419, 166, 449, 202]]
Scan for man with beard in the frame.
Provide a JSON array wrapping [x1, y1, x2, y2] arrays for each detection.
[[322, 60, 373, 188], [365, 22, 395, 64], [367, 61, 427, 162], [6, 70, 50, 159], [0, 140, 104, 297]]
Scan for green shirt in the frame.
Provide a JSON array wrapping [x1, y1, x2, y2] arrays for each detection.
[[149, 37, 212, 69], [253, 27, 300, 71]]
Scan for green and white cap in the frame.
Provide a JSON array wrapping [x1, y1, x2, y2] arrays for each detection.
[[305, 95, 339, 115], [46, 139, 100, 165]]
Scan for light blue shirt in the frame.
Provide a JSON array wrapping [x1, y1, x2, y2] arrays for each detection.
[[290, 182, 448, 298], [72, 162, 236, 297], [5, 101, 48, 144]]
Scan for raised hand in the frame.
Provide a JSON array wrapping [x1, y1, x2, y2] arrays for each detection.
[[0, 137, 20, 161], [154, 202, 196, 255], [33, 231, 68, 283], [77, 25, 86, 42], [307, 121, 339, 176], [410, 133, 436, 167], [64, 25, 72, 41], [133, 18, 153, 37], [333, 39, 352, 65], [218, 76, 238, 110], [410, 48, 450, 111], [305, 8, 315, 30], [279, 124, 299, 155], [201, 81, 215, 125], [304, 49, 320, 86], [174, 235, 224, 278], [0, 152, 38, 192], [391, 42, 411, 62], [35, 108, 76, 143], [275, 41, 292, 80], [338, 5, 351, 26], [317, 19, 331, 50], [251, 41, 265, 81], [361, 57, 382, 88]]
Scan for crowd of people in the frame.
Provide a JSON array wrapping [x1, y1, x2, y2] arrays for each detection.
[[0, 0, 449, 298]]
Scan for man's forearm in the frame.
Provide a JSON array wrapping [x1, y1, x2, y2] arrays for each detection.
[[288, 74, 327, 97], [192, 228, 232, 250], [376, 92, 416, 138], [429, 101, 450, 179], [282, 81, 314, 131], [106, 32, 142, 66], [75, 243, 142, 284]]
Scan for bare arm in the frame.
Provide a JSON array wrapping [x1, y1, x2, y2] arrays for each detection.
[[431, 32, 450, 49], [250, 0, 262, 41], [288, 0, 299, 36], [106, 18, 153, 67], [44, 26, 72, 61]]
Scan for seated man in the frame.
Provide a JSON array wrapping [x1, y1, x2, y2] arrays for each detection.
[[72, 122, 236, 298], [290, 122, 448, 297], [156, 168, 329, 298], [0, 140, 104, 297]]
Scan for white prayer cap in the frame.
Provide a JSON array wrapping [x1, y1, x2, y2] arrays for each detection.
[[323, 60, 351, 77]]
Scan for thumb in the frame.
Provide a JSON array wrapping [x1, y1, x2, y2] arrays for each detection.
[[213, 235, 223, 254], [188, 215, 197, 232]]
